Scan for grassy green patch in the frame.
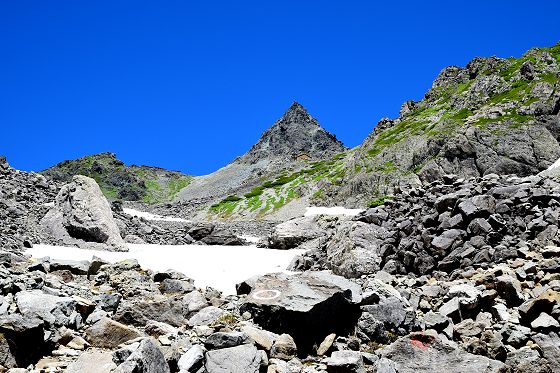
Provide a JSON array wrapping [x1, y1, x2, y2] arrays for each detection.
[[367, 196, 393, 208]]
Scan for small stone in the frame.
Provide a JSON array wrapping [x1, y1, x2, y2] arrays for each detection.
[[317, 333, 336, 356], [270, 334, 297, 360], [530, 313, 560, 331]]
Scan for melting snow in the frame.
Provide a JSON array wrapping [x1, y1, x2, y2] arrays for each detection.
[[123, 208, 190, 223], [304, 206, 363, 217], [26, 243, 304, 294]]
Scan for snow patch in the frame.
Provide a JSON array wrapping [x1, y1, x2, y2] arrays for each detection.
[[240, 235, 261, 244], [123, 208, 190, 223], [26, 243, 304, 295], [547, 157, 560, 171], [304, 206, 363, 217]]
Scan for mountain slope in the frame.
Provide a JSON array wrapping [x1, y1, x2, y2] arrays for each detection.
[[41, 153, 192, 203], [175, 102, 346, 215], [209, 43, 560, 214], [315, 43, 560, 206]]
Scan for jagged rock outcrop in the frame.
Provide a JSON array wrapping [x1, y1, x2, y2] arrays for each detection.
[[41, 175, 128, 251]]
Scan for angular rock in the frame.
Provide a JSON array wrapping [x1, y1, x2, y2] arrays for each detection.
[[15, 290, 76, 327], [187, 306, 226, 327], [495, 274, 524, 306], [531, 312, 560, 332], [317, 333, 336, 356], [270, 333, 297, 360], [241, 325, 278, 351], [66, 350, 117, 373], [113, 338, 170, 373], [532, 332, 560, 372], [0, 314, 45, 368], [49, 259, 91, 275], [178, 345, 205, 373], [84, 317, 141, 348]]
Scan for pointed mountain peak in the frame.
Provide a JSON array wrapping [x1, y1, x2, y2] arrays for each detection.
[[278, 101, 316, 127], [239, 102, 346, 164]]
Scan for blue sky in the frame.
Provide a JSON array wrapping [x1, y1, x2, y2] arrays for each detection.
[[1, 1, 559, 175]]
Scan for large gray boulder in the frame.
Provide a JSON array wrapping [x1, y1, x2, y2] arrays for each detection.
[[377, 332, 505, 372], [15, 290, 77, 327], [204, 344, 261, 373], [84, 317, 142, 348], [237, 271, 362, 354], [325, 221, 391, 278], [41, 175, 127, 251], [267, 216, 325, 250]]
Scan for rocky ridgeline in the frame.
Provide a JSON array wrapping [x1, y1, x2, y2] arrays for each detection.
[[319, 45, 560, 207]]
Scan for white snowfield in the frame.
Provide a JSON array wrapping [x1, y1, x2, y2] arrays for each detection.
[[547, 158, 560, 171], [304, 206, 364, 217], [123, 207, 190, 223], [26, 244, 304, 294]]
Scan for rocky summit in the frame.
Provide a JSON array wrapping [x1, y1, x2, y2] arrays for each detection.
[[1, 43, 560, 372]]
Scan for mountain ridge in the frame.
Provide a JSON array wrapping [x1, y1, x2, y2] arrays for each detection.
[[41, 152, 192, 203]]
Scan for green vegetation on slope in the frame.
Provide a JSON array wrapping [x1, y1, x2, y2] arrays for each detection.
[[41, 153, 192, 203], [364, 44, 560, 173], [208, 157, 349, 217]]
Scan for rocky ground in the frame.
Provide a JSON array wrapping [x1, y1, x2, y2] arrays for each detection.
[[2, 44, 560, 372], [2, 152, 560, 372]]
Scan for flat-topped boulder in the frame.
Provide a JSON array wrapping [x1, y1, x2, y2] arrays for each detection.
[[237, 271, 362, 354]]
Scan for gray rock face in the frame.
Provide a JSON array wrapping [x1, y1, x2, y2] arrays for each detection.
[[238, 271, 362, 354], [378, 332, 505, 372], [319, 46, 560, 207], [15, 290, 76, 327], [532, 332, 560, 372], [267, 216, 325, 250], [357, 279, 416, 343], [325, 221, 390, 278], [41, 175, 127, 251], [204, 344, 261, 373], [241, 102, 346, 164]]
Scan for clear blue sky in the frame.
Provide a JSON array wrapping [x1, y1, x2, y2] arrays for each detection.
[[1, 1, 559, 175]]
